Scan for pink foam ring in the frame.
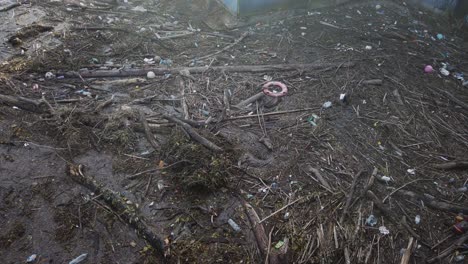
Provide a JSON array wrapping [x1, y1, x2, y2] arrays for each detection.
[[262, 81, 288, 98], [424, 65, 434, 73]]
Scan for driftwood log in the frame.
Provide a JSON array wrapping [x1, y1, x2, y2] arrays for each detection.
[[68, 164, 165, 258], [398, 190, 468, 214], [0, 94, 45, 113], [62, 62, 355, 78]]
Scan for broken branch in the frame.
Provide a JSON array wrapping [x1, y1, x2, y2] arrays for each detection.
[[67, 164, 165, 258], [163, 114, 223, 153]]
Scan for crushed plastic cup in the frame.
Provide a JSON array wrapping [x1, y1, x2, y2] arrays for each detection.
[[379, 226, 390, 235], [27, 254, 37, 263], [322, 101, 332, 109]]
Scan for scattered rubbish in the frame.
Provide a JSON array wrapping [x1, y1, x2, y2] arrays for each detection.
[[307, 114, 320, 126], [319, 21, 341, 29], [274, 240, 285, 249], [27, 254, 37, 263], [262, 81, 288, 97], [454, 72, 464, 81], [456, 186, 467, 192], [322, 101, 332, 109], [307, 11, 321, 16], [271, 182, 279, 190], [365, 45, 373, 50], [159, 59, 173, 67], [228, 219, 241, 232], [130, 241, 137, 247], [147, 71, 156, 79], [436, 33, 444, 40], [463, 80, 468, 87], [32, 83, 40, 92], [424, 65, 434, 73], [76, 90, 92, 97], [380, 176, 392, 183], [439, 68, 450, 76], [366, 214, 377, 227], [379, 226, 390, 235], [69, 253, 88, 264], [157, 180, 166, 191], [375, 4, 382, 10], [283, 212, 290, 220], [415, 215, 421, 225], [45, 72, 55, 79], [144, 58, 156, 64], [263, 75, 273, 81], [407, 169, 416, 175], [339, 93, 347, 103]]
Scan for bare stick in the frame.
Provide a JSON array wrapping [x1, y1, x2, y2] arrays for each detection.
[[361, 79, 383, 86], [163, 114, 223, 153], [139, 111, 159, 151], [382, 179, 431, 203], [401, 216, 420, 241], [223, 89, 231, 112], [366, 190, 395, 222], [259, 197, 303, 224], [432, 161, 468, 170], [196, 31, 249, 61], [242, 201, 268, 255], [340, 170, 363, 223], [177, 76, 190, 119], [400, 237, 414, 264], [94, 96, 114, 112], [226, 107, 318, 121], [350, 167, 376, 208], [432, 87, 468, 110], [234, 92, 264, 109], [241, 200, 287, 264], [427, 233, 468, 263], [307, 166, 332, 191]]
